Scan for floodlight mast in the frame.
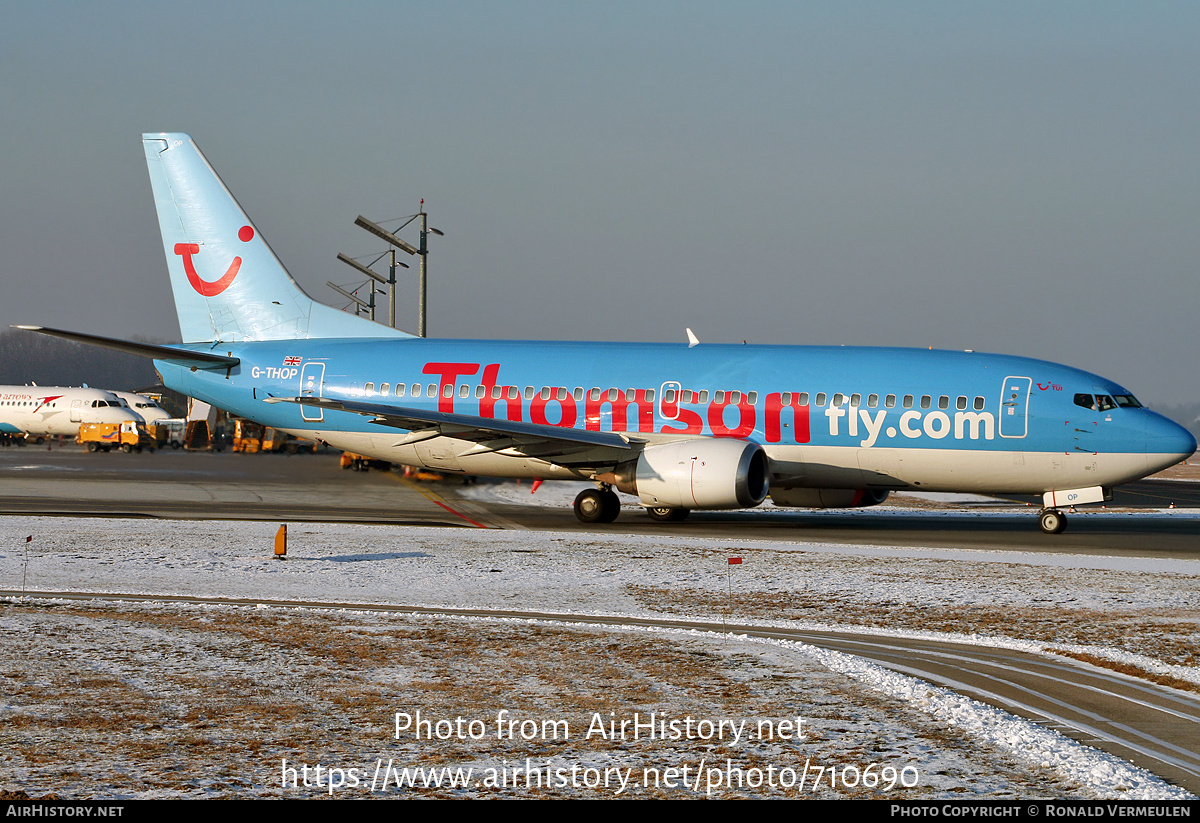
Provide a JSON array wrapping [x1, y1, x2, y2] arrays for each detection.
[[340, 207, 441, 337], [326, 280, 374, 319]]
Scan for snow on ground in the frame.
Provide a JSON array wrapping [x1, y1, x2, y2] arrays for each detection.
[[1, 506, 1198, 799]]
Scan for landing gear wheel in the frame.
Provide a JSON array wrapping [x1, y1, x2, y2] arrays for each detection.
[[574, 489, 621, 524], [574, 489, 606, 523], [1039, 508, 1067, 535], [646, 506, 690, 522]]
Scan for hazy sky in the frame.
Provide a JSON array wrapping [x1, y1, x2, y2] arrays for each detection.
[[2, 2, 1197, 404]]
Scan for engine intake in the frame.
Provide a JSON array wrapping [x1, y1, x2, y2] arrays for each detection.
[[599, 439, 769, 509]]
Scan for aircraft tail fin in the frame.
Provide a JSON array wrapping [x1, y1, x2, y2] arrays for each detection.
[[143, 133, 414, 344]]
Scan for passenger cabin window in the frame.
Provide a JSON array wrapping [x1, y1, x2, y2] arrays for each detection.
[[507, 387, 519, 400], [850, 393, 861, 407], [476, 386, 486, 399], [832, 393, 843, 407], [574, 388, 583, 401], [938, 395, 949, 410], [381, 383, 390, 397], [920, 395, 931, 409], [885, 394, 896, 408], [459, 385, 470, 398], [974, 396, 985, 410], [868, 394, 878, 408], [903, 395, 913, 409], [956, 396, 967, 410], [815, 393, 827, 407]]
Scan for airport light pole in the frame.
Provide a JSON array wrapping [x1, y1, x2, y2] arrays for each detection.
[[334, 251, 398, 322], [417, 202, 445, 338], [339, 206, 442, 337], [326, 277, 376, 319]]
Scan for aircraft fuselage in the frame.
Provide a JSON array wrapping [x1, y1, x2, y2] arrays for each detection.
[[156, 337, 1193, 496]]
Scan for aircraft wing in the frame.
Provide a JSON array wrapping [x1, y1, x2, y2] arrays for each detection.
[[264, 395, 638, 462]]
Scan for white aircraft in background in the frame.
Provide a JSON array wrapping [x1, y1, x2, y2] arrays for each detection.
[[0, 385, 142, 442], [110, 391, 173, 425]]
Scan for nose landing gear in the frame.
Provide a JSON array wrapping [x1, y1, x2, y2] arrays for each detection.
[[1039, 508, 1067, 535]]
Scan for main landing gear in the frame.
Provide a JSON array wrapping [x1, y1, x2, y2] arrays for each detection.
[[1039, 508, 1068, 535], [574, 486, 620, 523]]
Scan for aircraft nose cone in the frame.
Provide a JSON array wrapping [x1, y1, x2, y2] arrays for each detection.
[[1144, 413, 1197, 473]]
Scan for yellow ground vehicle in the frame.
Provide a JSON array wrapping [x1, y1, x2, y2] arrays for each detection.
[[231, 419, 264, 453], [340, 452, 392, 472], [147, 419, 186, 449], [262, 428, 315, 453], [78, 421, 155, 453]]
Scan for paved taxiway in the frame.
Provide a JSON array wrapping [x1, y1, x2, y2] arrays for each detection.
[[3, 446, 1199, 793], [1, 447, 1197, 556]]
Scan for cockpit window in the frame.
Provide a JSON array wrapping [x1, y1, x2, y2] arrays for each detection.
[[1095, 395, 1117, 412], [1074, 393, 1094, 410], [1113, 394, 1142, 408]]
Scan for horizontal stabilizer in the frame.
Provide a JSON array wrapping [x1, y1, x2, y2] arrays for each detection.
[[14, 325, 240, 370]]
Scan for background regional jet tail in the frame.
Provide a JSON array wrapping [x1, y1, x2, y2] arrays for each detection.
[[143, 133, 413, 344]]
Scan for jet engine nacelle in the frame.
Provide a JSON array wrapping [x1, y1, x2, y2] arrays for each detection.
[[769, 487, 890, 508], [600, 439, 769, 509]]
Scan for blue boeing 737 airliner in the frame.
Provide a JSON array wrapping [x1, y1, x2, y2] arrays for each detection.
[[20, 134, 1196, 533]]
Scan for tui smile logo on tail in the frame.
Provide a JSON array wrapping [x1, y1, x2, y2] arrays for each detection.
[[174, 225, 255, 296]]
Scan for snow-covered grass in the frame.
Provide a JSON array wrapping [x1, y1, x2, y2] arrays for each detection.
[[1, 507, 1198, 799]]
